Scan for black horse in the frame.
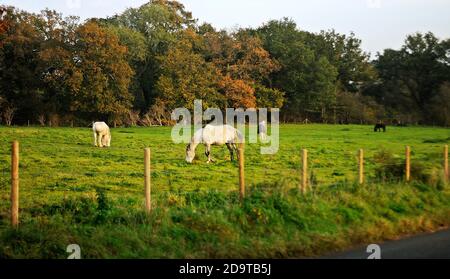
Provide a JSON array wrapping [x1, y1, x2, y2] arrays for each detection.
[[374, 123, 386, 132]]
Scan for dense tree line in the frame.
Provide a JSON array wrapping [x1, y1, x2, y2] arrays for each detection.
[[0, 1, 449, 126]]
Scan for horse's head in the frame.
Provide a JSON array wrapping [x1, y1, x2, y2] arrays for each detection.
[[186, 144, 195, 163]]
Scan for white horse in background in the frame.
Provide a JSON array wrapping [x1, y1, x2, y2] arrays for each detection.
[[258, 121, 267, 141], [186, 124, 244, 163], [92, 122, 111, 148]]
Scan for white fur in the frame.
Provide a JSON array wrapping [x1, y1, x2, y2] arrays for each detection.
[[258, 121, 267, 141], [92, 122, 111, 148], [186, 124, 243, 163]]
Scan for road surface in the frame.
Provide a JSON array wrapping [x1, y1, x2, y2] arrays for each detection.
[[323, 229, 450, 259]]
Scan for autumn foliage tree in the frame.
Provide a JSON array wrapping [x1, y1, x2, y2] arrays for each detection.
[[70, 22, 133, 121], [35, 16, 133, 122], [102, 0, 197, 112], [219, 76, 256, 109], [201, 29, 279, 83], [199, 25, 280, 109], [155, 30, 223, 111], [1, 2, 449, 126], [0, 6, 133, 124]]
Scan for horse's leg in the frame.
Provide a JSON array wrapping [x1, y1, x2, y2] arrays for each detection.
[[205, 144, 213, 163], [94, 131, 98, 147], [226, 143, 234, 161], [98, 133, 103, 148], [205, 144, 209, 161]]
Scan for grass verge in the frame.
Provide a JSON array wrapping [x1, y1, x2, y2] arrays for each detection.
[[0, 180, 449, 259]]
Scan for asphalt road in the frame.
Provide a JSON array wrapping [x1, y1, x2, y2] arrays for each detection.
[[323, 229, 450, 259]]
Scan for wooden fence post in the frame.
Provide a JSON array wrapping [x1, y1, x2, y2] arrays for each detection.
[[11, 141, 19, 228], [405, 146, 411, 182], [444, 145, 448, 184], [301, 149, 308, 193], [238, 144, 245, 200], [144, 148, 151, 214], [359, 149, 364, 185]]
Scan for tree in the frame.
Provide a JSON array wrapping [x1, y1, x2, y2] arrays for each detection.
[[0, 6, 9, 42], [371, 32, 450, 124], [146, 98, 171, 126], [69, 22, 134, 120], [202, 29, 280, 84], [102, 0, 197, 110], [0, 6, 45, 123], [218, 76, 256, 109], [427, 82, 450, 126], [1, 3, 449, 127], [2, 105, 16, 126], [35, 9, 79, 119], [336, 91, 385, 124], [254, 84, 285, 108], [313, 30, 376, 92], [106, 25, 149, 109], [255, 18, 338, 121], [155, 31, 223, 111], [200, 26, 281, 110]]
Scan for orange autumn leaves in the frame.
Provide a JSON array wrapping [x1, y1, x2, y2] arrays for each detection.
[[1, 1, 284, 126], [219, 76, 256, 109], [155, 29, 280, 110]]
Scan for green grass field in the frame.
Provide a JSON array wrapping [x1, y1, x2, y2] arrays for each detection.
[[0, 124, 449, 258]]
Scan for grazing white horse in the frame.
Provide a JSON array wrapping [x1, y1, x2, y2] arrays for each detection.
[[258, 121, 267, 141], [92, 122, 111, 148], [186, 124, 243, 163]]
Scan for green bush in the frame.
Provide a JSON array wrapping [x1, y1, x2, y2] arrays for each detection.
[[373, 148, 434, 184]]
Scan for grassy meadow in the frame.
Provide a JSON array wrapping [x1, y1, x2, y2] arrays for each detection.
[[0, 124, 449, 258]]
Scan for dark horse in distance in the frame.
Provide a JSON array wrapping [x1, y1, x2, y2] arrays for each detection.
[[374, 122, 386, 132]]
